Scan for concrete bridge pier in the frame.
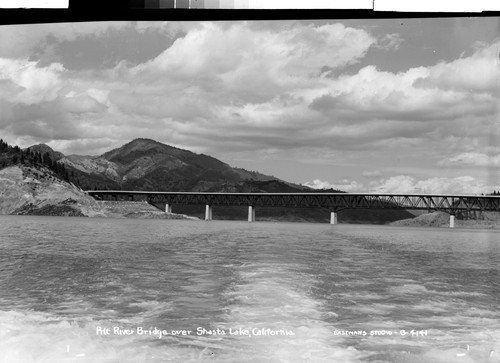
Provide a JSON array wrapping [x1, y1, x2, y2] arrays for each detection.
[[330, 212, 338, 225], [165, 203, 172, 213], [449, 215, 455, 228], [205, 205, 213, 221], [248, 205, 255, 222]]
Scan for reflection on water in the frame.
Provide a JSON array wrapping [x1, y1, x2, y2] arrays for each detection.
[[0, 215, 499, 362]]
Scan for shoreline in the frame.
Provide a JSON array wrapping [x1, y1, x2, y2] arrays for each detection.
[[3, 212, 500, 230]]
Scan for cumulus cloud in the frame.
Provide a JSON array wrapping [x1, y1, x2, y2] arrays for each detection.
[[130, 22, 378, 107], [305, 40, 499, 160], [370, 175, 500, 195], [309, 62, 494, 125], [0, 58, 65, 104], [135, 22, 376, 77], [415, 42, 500, 93], [305, 175, 500, 195], [55, 21, 382, 153], [0, 56, 114, 147], [303, 175, 500, 195], [369, 175, 417, 194]]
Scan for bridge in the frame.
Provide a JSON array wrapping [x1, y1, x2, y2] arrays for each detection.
[[86, 191, 500, 227]]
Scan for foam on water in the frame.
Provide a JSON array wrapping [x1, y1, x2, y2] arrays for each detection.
[[0, 309, 233, 363], [0, 261, 365, 363], [0, 310, 127, 363], [214, 263, 365, 362]]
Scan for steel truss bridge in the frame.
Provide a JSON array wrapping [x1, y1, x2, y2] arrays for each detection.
[[87, 191, 500, 215]]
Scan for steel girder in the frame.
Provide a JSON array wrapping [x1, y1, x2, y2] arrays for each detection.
[[87, 191, 500, 213]]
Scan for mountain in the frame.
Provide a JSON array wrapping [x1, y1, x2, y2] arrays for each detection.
[[59, 138, 311, 193]]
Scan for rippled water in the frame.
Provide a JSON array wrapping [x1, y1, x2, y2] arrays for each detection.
[[0, 215, 499, 362]]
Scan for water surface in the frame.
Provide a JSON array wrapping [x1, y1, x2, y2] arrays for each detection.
[[0, 216, 499, 362]]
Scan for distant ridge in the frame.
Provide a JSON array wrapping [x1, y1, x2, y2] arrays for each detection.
[[44, 138, 317, 193]]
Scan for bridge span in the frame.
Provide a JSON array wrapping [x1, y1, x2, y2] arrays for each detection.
[[86, 191, 500, 227]]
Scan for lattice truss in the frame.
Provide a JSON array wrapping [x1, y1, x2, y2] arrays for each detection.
[[88, 192, 500, 213]]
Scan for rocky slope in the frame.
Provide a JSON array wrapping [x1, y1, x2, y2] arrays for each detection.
[[0, 165, 195, 219], [0, 165, 99, 216]]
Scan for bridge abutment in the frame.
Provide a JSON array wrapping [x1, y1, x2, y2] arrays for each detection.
[[449, 215, 455, 228], [248, 206, 255, 222], [330, 212, 338, 225], [205, 205, 212, 221]]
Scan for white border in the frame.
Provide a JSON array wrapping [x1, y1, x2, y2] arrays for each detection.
[[0, 0, 68, 8]]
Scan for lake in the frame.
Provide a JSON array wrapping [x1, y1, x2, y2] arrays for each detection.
[[0, 215, 499, 362]]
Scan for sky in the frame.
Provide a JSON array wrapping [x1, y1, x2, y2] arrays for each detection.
[[0, 18, 500, 194]]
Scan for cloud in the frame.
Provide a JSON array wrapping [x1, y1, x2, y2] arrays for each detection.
[[438, 152, 500, 167], [109, 34, 499, 155], [129, 22, 378, 107], [61, 94, 108, 115], [0, 58, 65, 104], [303, 179, 365, 192], [6, 101, 81, 140], [305, 41, 499, 157], [136, 22, 376, 77], [65, 21, 382, 153], [0, 20, 498, 174], [309, 63, 493, 124], [305, 175, 500, 195], [369, 175, 417, 194], [415, 41, 500, 93], [370, 175, 500, 195]]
